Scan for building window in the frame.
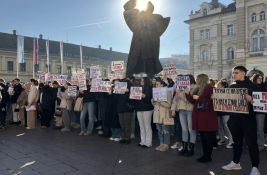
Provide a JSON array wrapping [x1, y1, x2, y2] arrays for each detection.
[[252, 29, 265, 52], [67, 66, 72, 75], [56, 65, 62, 74], [203, 9, 207, 16], [200, 30, 204, 40], [7, 61, 14, 71], [251, 13, 257, 22], [260, 11, 265, 21], [20, 63, 26, 72], [205, 29, 210, 39], [227, 47, 235, 59], [201, 50, 209, 62], [227, 24, 234, 36]]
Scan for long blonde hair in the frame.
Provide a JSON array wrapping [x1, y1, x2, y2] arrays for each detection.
[[196, 74, 209, 96]]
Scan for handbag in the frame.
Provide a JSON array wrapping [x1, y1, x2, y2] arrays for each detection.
[[196, 100, 209, 111], [163, 117, 174, 125], [74, 97, 83, 112], [55, 108, 62, 117]]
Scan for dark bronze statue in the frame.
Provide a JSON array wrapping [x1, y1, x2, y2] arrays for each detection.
[[124, 0, 170, 78]]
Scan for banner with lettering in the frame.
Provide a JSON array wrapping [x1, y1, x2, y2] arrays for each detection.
[[213, 88, 249, 114], [130, 87, 143, 100], [153, 87, 168, 101], [176, 76, 191, 90], [252, 92, 267, 113], [163, 64, 177, 76], [111, 61, 124, 71]]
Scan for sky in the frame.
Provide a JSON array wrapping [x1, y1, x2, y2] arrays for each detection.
[[0, 0, 233, 58]]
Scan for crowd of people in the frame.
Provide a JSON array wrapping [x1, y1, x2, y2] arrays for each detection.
[[0, 65, 266, 175]]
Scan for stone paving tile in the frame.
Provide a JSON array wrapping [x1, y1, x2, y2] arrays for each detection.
[[0, 125, 266, 175]]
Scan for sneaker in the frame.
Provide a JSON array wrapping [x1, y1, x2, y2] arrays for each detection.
[[171, 142, 180, 149], [250, 167, 260, 175], [95, 125, 102, 130], [61, 128, 71, 132], [217, 140, 227, 146], [98, 130, 103, 135], [84, 131, 92, 136], [109, 137, 115, 141], [222, 161, 242, 171], [78, 131, 85, 136], [155, 144, 163, 151], [226, 143, 234, 149], [159, 144, 169, 152], [113, 138, 121, 142]]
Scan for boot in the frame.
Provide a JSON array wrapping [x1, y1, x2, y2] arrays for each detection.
[[179, 142, 188, 156], [159, 144, 169, 152], [185, 143, 195, 157]]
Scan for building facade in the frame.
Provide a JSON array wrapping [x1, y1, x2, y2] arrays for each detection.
[[0, 32, 128, 81], [185, 0, 267, 79]]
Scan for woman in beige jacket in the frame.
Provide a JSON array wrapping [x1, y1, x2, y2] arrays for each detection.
[[26, 79, 39, 129], [171, 74, 197, 156], [59, 82, 73, 132], [152, 78, 173, 152]]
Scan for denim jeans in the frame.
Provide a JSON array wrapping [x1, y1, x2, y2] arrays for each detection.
[[80, 102, 96, 132], [111, 128, 121, 138], [173, 111, 182, 142], [156, 124, 171, 145], [218, 115, 233, 143], [179, 110, 196, 143], [256, 113, 266, 148]]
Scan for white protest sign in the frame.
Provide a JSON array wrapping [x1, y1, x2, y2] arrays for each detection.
[[163, 64, 177, 76], [111, 61, 124, 71], [67, 86, 77, 97], [253, 92, 267, 113], [90, 79, 101, 92], [38, 71, 46, 81], [99, 81, 112, 93], [114, 82, 128, 94], [130, 87, 143, 100], [153, 87, 168, 101], [176, 76, 191, 90], [90, 65, 101, 79]]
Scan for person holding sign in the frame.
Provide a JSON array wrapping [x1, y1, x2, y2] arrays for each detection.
[[251, 74, 266, 152], [135, 77, 154, 148], [171, 74, 197, 156], [222, 66, 260, 175], [185, 74, 218, 163], [152, 78, 173, 152]]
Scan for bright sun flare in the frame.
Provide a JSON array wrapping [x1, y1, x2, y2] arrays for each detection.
[[135, 0, 160, 12]]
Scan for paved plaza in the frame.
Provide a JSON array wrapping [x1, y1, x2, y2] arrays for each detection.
[[0, 126, 266, 175]]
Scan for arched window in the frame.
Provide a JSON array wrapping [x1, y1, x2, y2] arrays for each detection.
[[260, 11, 265, 21], [227, 47, 235, 59], [203, 9, 207, 16], [252, 29, 265, 52], [201, 50, 209, 62], [251, 13, 257, 22]]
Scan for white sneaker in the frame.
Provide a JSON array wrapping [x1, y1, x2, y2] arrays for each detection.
[[222, 161, 242, 171], [170, 142, 180, 149], [78, 131, 85, 136], [109, 137, 115, 141], [217, 140, 227, 146], [250, 167, 260, 175], [226, 143, 234, 149], [130, 133, 135, 139], [113, 138, 121, 142], [98, 130, 103, 135]]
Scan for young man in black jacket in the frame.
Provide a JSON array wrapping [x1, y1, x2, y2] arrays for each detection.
[[0, 79, 8, 129], [222, 66, 260, 175]]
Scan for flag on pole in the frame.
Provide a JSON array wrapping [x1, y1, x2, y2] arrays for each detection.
[[60, 41, 64, 74], [46, 39, 50, 72], [33, 37, 39, 65], [80, 44, 83, 69], [17, 35, 25, 63]]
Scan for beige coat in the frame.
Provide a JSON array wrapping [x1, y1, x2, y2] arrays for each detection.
[[59, 92, 73, 111], [28, 85, 39, 108], [153, 89, 172, 124], [171, 85, 197, 112]]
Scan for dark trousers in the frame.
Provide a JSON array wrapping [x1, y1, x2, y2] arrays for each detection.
[[41, 109, 53, 127], [228, 116, 259, 167], [119, 112, 132, 140], [0, 108, 6, 126], [199, 131, 217, 159], [98, 100, 109, 136], [173, 111, 182, 142]]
